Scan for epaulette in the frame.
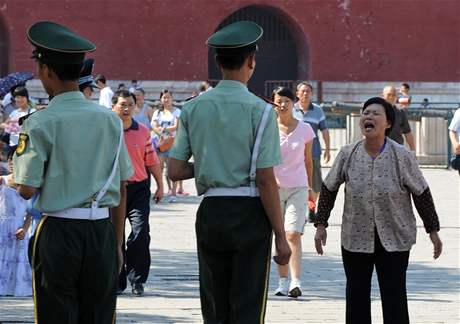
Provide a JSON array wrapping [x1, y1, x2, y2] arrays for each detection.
[[18, 111, 38, 126]]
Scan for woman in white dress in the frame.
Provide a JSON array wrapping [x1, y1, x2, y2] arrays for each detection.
[[0, 151, 32, 296], [151, 90, 182, 202]]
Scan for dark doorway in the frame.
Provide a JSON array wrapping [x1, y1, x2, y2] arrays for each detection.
[[0, 16, 8, 76], [208, 6, 302, 96]]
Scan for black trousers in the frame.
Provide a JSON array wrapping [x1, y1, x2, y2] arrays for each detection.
[[119, 179, 151, 290], [32, 216, 117, 324], [196, 197, 272, 324], [342, 232, 410, 324]]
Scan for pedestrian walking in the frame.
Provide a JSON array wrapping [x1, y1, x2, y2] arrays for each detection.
[[382, 85, 415, 151], [133, 88, 153, 130], [314, 97, 443, 324], [168, 21, 291, 323], [0, 150, 32, 297], [151, 90, 181, 202], [95, 74, 114, 108], [13, 21, 133, 324], [271, 87, 315, 298], [0, 86, 36, 154], [111, 89, 163, 296]]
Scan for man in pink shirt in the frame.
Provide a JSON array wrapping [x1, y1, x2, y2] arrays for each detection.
[[112, 90, 163, 296]]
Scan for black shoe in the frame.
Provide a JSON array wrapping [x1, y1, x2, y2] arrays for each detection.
[[132, 283, 144, 296], [116, 288, 124, 295], [288, 286, 302, 298]]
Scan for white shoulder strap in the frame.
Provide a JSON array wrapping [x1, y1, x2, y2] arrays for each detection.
[[249, 104, 272, 197], [91, 119, 124, 216]]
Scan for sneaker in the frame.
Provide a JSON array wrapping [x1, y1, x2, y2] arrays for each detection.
[[274, 277, 289, 296], [132, 283, 144, 297], [288, 279, 302, 298]]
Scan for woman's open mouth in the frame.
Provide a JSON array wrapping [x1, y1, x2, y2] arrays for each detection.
[[363, 121, 375, 131]]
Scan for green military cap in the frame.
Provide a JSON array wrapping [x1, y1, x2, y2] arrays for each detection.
[[27, 21, 96, 64], [206, 21, 263, 56]]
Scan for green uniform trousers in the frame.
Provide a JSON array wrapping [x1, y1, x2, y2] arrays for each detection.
[[196, 197, 272, 324], [32, 216, 118, 324]]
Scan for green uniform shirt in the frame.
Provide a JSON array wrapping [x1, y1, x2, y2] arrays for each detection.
[[13, 91, 133, 213], [170, 80, 281, 195]]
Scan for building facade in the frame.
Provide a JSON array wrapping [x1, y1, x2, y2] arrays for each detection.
[[1, 0, 459, 95]]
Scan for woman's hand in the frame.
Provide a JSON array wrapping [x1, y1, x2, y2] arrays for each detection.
[[314, 225, 327, 255], [429, 231, 443, 259]]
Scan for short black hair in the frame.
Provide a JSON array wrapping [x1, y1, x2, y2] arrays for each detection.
[[13, 86, 29, 100], [95, 74, 107, 84], [39, 60, 82, 81], [112, 89, 136, 105], [362, 97, 395, 136], [272, 86, 296, 102], [401, 82, 410, 90], [215, 47, 256, 71]]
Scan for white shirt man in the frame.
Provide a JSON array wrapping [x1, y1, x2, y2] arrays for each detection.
[[95, 74, 114, 108]]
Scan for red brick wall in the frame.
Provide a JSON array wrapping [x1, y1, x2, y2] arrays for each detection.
[[1, 0, 459, 81]]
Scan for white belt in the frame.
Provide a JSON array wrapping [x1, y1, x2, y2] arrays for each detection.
[[45, 208, 109, 220], [204, 187, 260, 197]]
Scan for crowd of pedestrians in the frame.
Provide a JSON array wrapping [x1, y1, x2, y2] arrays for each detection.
[[0, 19, 455, 324]]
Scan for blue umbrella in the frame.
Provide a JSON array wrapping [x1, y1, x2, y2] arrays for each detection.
[[0, 72, 34, 97]]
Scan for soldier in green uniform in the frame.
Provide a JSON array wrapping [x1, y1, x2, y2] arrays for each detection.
[[13, 21, 133, 324], [168, 21, 291, 323]]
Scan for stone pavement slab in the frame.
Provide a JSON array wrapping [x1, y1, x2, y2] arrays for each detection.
[[0, 169, 459, 323]]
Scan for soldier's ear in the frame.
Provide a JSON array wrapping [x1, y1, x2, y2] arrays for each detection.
[[247, 54, 256, 70]]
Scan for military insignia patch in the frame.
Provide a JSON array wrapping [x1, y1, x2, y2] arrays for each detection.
[[16, 133, 29, 156]]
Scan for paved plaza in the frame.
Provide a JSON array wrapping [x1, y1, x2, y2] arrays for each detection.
[[0, 169, 459, 323]]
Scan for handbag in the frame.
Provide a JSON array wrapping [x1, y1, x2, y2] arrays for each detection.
[[450, 155, 460, 170], [157, 133, 174, 152]]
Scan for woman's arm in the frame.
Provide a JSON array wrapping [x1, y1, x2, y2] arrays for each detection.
[[164, 115, 179, 133], [314, 183, 339, 228], [15, 213, 31, 240], [314, 183, 339, 255], [412, 187, 442, 259], [304, 141, 313, 198]]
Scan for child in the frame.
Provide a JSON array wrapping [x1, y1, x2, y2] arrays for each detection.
[[0, 150, 32, 296]]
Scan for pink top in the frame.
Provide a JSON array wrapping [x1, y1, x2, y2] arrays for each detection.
[[274, 121, 316, 188], [124, 120, 160, 182]]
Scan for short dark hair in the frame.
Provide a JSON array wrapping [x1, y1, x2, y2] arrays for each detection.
[[112, 89, 136, 105], [362, 97, 395, 136], [95, 74, 106, 84], [272, 86, 296, 102], [401, 82, 410, 90], [296, 82, 313, 91], [13, 86, 29, 100], [39, 60, 82, 81], [134, 87, 145, 95], [215, 51, 255, 71]]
